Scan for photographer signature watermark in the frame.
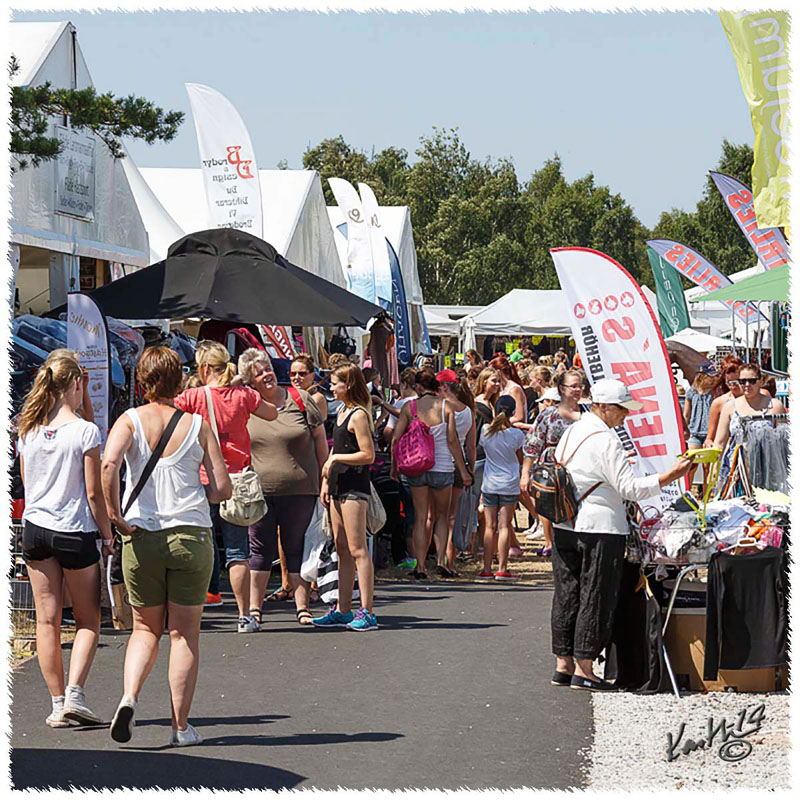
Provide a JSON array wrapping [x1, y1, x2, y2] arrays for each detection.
[[666, 703, 765, 763]]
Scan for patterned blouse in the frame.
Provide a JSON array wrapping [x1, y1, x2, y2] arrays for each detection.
[[523, 406, 577, 461]]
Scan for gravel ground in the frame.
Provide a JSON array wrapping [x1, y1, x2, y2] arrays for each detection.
[[588, 691, 791, 790]]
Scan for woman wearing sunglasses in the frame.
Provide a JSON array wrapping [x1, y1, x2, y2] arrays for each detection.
[[712, 363, 786, 491], [289, 354, 328, 424]]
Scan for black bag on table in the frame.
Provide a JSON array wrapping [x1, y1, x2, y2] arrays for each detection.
[[329, 326, 356, 357]]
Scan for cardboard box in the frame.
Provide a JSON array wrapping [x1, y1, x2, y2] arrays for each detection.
[[663, 608, 789, 692]]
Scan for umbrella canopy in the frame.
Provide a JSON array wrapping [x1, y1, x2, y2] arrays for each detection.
[[664, 340, 716, 383], [71, 229, 382, 327], [666, 327, 731, 353], [691, 264, 790, 303]]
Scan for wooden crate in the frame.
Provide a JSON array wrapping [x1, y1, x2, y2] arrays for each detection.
[[664, 608, 788, 692]]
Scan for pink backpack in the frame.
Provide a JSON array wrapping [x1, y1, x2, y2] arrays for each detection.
[[395, 399, 436, 477]]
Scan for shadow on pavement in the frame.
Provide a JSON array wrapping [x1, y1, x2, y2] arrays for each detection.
[[11, 748, 305, 790]]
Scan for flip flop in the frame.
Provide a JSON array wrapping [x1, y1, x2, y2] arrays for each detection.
[[309, 588, 321, 604], [266, 587, 293, 603]]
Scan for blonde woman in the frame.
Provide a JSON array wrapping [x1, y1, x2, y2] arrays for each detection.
[[44, 349, 94, 423], [175, 340, 277, 633], [17, 357, 112, 728], [314, 364, 378, 631]]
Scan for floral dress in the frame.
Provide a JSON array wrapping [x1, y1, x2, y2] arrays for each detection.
[[522, 406, 576, 462]]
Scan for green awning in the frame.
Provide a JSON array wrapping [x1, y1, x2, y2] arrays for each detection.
[[691, 264, 790, 303]]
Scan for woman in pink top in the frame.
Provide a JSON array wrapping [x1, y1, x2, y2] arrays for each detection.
[[176, 341, 277, 633]]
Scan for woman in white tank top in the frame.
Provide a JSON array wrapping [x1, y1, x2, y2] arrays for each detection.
[[390, 370, 471, 580], [102, 347, 231, 749], [437, 370, 476, 574]]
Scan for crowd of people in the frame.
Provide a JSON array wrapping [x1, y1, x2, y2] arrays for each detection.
[[14, 333, 785, 744]]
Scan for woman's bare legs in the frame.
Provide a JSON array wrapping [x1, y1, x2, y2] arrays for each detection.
[[122, 605, 166, 701], [409, 485, 433, 576], [331, 499, 373, 612], [26, 558, 65, 697], [496, 504, 515, 573], [483, 505, 499, 574], [445, 486, 463, 566], [166, 601, 204, 731], [431, 486, 453, 569], [62, 563, 101, 687]]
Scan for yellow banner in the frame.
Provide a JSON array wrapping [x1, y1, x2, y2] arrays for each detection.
[[719, 11, 790, 228]]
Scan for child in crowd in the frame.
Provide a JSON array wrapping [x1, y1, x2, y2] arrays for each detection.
[[477, 395, 525, 583]]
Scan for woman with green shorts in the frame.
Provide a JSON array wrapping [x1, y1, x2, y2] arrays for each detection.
[[102, 348, 231, 748]]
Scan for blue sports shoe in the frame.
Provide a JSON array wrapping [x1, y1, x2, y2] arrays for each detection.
[[312, 605, 354, 627], [397, 557, 417, 570], [346, 608, 379, 632]]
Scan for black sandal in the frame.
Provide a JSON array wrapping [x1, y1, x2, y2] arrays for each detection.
[[436, 565, 458, 579], [296, 608, 313, 626], [266, 587, 293, 602], [411, 570, 428, 581], [249, 608, 262, 626]]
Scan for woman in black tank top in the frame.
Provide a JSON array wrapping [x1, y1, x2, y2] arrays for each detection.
[[316, 364, 378, 631]]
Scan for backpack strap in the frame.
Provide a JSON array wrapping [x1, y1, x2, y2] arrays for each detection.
[[410, 399, 418, 419], [562, 430, 604, 467], [576, 481, 603, 504]]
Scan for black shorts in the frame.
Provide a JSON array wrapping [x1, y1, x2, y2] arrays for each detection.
[[22, 520, 100, 570]]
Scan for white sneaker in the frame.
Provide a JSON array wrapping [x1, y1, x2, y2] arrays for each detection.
[[63, 685, 102, 725], [237, 615, 259, 633], [170, 722, 203, 748], [46, 696, 71, 728], [110, 695, 136, 743], [525, 526, 545, 542]]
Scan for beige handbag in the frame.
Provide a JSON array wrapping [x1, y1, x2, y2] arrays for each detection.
[[366, 481, 386, 535], [205, 386, 267, 526]]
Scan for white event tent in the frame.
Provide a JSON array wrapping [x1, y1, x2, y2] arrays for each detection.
[[141, 168, 344, 290], [11, 21, 149, 313], [423, 305, 484, 337], [460, 289, 572, 350]]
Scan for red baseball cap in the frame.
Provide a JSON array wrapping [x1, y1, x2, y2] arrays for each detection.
[[436, 368, 459, 383]]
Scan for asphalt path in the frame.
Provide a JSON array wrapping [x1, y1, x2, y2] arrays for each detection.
[[10, 579, 592, 790]]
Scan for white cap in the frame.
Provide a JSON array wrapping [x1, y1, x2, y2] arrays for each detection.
[[538, 387, 561, 403], [590, 379, 643, 411]]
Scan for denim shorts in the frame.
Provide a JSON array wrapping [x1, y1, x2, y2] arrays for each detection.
[[404, 470, 454, 489], [482, 492, 519, 508], [687, 435, 706, 449], [210, 503, 251, 566]]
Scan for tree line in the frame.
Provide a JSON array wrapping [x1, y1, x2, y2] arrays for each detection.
[[302, 130, 758, 305]]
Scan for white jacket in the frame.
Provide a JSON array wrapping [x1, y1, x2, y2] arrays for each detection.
[[554, 412, 660, 535]]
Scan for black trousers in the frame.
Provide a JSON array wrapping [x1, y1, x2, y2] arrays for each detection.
[[551, 529, 626, 660]]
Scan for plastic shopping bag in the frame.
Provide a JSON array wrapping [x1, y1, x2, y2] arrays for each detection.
[[300, 501, 328, 583]]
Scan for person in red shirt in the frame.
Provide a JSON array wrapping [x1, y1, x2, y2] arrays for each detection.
[[176, 341, 277, 633]]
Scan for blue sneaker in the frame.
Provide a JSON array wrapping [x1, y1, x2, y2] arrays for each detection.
[[346, 608, 379, 632], [311, 604, 354, 627]]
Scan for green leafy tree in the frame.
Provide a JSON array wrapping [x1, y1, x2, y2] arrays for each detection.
[[10, 55, 183, 171]]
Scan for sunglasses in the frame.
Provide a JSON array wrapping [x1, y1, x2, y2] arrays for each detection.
[[290, 371, 309, 378], [739, 377, 760, 385], [727, 380, 741, 387]]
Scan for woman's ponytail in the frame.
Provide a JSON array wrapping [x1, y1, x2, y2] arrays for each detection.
[[17, 357, 82, 440]]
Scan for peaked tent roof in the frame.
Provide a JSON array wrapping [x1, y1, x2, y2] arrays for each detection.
[[9, 21, 148, 267], [140, 168, 345, 288], [461, 289, 572, 337]]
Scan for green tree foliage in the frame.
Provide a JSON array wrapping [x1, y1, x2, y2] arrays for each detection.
[[303, 130, 754, 304], [10, 55, 183, 171], [651, 140, 757, 278]]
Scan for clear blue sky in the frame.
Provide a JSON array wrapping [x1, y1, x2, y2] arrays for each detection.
[[11, 9, 754, 228]]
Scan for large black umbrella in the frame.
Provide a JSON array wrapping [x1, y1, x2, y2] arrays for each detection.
[[64, 228, 382, 327]]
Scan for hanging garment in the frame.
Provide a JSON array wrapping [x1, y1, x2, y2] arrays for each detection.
[[741, 419, 790, 494], [703, 548, 788, 680], [605, 562, 670, 693]]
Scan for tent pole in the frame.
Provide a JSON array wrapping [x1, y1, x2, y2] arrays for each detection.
[[744, 303, 750, 364], [731, 304, 737, 358]]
